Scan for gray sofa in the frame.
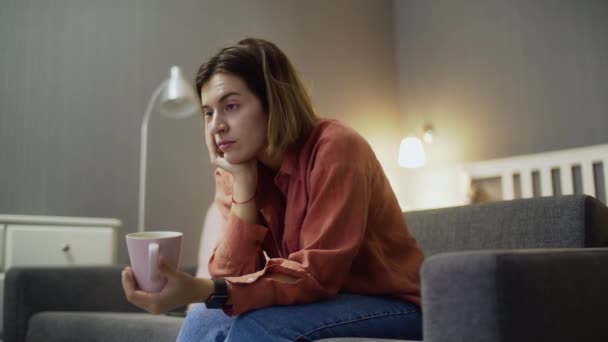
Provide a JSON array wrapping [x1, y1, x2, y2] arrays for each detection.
[[5, 195, 608, 342]]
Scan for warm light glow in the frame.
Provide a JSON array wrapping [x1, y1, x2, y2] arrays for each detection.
[[423, 130, 434, 144], [422, 124, 434, 144], [398, 137, 426, 168]]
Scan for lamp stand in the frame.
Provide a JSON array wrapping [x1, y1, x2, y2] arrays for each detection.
[[137, 80, 168, 232]]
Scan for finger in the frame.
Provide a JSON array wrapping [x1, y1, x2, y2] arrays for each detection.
[[122, 268, 134, 291], [130, 291, 157, 313], [157, 256, 176, 276], [204, 121, 219, 164], [123, 269, 147, 298], [123, 272, 158, 311], [121, 269, 138, 299], [214, 157, 233, 171]]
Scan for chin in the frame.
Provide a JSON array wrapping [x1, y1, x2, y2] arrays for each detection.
[[224, 153, 253, 165]]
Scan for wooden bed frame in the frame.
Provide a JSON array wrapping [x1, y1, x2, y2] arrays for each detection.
[[463, 144, 608, 204]]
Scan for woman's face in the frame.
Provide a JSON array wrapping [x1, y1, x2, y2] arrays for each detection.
[[201, 73, 268, 165]]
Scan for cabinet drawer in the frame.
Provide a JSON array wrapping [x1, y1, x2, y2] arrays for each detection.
[[5, 225, 115, 268]]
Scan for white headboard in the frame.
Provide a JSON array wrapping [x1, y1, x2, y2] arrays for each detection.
[[463, 144, 608, 204]]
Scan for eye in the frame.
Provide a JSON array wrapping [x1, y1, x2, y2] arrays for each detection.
[[225, 103, 239, 112], [203, 110, 213, 118]]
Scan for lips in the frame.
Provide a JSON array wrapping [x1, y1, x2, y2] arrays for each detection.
[[218, 140, 236, 152]]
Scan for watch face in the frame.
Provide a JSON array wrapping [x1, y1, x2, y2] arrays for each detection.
[[206, 294, 229, 309]]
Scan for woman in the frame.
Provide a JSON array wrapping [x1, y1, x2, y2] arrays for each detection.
[[122, 38, 424, 341]]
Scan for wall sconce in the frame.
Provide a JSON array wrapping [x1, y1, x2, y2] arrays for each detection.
[[398, 124, 434, 169], [422, 124, 434, 144]]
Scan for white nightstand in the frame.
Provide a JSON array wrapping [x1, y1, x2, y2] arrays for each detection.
[[0, 214, 122, 340]]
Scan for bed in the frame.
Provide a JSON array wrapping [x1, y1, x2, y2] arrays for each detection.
[[463, 143, 608, 205]]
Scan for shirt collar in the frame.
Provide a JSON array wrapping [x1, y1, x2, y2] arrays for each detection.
[[276, 119, 325, 178], [276, 148, 298, 178]]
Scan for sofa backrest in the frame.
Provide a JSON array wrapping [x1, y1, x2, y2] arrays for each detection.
[[405, 195, 608, 257]]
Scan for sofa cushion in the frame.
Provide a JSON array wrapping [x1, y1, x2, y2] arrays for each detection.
[[421, 247, 608, 342], [26, 312, 184, 342], [26, 312, 416, 342], [406, 195, 608, 256]]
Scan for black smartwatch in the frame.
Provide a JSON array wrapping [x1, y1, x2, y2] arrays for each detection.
[[205, 278, 230, 309]]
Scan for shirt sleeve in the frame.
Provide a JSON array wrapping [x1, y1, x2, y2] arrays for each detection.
[[220, 144, 373, 315], [207, 169, 269, 278]]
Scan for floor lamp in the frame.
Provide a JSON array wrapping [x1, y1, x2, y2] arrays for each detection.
[[138, 66, 199, 232]]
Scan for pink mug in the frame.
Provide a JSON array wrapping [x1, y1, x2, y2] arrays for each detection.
[[125, 231, 182, 292]]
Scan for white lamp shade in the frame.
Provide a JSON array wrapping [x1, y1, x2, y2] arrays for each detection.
[[399, 137, 426, 168], [158, 66, 199, 119]]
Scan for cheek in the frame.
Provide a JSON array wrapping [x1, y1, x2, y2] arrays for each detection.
[[255, 118, 269, 140]]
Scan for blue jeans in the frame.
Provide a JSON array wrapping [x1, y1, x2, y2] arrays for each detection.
[[176, 294, 422, 341]]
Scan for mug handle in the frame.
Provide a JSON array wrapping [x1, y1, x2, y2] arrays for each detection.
[[148, 243, 160, 281]]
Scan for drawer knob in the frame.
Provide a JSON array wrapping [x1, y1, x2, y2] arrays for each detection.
[[61, 243, 71, 252]]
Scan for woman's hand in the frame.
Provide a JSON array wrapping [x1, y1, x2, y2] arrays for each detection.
[[121, 258, 213, 315]]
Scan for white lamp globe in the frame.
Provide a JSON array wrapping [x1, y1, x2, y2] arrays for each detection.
[[398, 137, 426, 168]]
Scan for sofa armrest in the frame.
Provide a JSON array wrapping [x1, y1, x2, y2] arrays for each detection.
[[4, 265, 196, 342], [421, 248, 608, 342]]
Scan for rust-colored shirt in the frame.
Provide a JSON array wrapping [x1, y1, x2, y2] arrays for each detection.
[[209, 119, 424, 315]]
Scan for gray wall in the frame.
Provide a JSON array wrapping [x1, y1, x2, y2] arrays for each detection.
[[0, 0, 400, 265], [7, 0, 605, 264], [394, 0, 608, 165]]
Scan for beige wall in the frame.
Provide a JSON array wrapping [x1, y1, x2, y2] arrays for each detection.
[[5, 1, 608, 262], [393, 0, 608, 209], [0, 0, 400, 265]]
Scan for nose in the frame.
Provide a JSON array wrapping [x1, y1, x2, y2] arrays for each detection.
[[209, 114, 228, 135]]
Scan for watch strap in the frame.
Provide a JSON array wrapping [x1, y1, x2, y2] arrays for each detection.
[[205, 278, 230, 309]]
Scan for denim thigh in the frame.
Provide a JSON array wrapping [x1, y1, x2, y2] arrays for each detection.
[[177, 294, 422, 342]]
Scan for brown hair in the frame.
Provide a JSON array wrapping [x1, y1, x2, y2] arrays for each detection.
[[195, 38, 318, 157]]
